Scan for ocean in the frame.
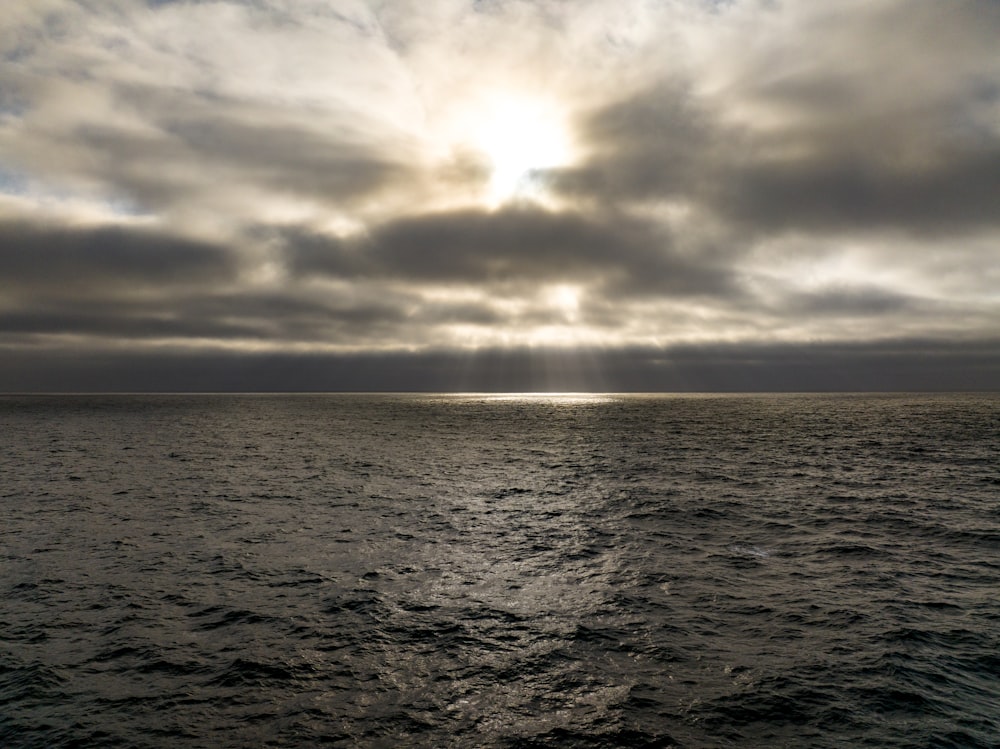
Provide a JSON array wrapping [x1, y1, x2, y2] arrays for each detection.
[[1, 393, 998, 748]]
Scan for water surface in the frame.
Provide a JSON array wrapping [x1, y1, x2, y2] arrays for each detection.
[[2, 394, 998, 747]]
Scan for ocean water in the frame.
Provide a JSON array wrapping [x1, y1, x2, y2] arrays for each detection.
[[1, 393, 998, 748]]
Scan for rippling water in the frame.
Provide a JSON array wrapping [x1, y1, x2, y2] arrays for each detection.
[[2, 393, 998, 748]]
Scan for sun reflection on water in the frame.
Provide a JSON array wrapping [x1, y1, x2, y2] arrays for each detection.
[[451, 392, 619, 406]]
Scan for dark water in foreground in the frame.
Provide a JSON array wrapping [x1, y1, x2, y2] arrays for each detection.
[[1, 393, 998, 748]]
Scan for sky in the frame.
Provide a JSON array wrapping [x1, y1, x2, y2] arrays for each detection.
[[1, 0, 998, 391]]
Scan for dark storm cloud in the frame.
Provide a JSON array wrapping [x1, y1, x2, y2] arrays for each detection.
[[0, 220, 236, 291], [286, 206, 736, 297]]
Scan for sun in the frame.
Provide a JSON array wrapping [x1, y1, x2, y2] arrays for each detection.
[[428, 91, 576, 207], [471, 94, 574, 204], [546, 283, 581, 322]]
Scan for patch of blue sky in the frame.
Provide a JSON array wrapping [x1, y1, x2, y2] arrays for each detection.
[[0, 167, 29, 197], [103, 195, 150, 218], [0, 169, 149, 219]]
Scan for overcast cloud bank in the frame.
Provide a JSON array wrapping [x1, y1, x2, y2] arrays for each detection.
[[1, 0, 998, 390]]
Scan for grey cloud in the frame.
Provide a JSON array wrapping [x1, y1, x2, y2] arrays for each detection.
[[0, 277, 512, 347], [0, 0, 996, 390], [0, 220, 236, 291], [1, 338, 997, 393], [158, 114, 408, 202], [417, 301, 504, 327], [0, 206, 739, 349], [0, 288, 393, 345], [286, 206, 737, 297], [782, 287, 923, 317], [715, 149, 1000, 235], [0, 307, 262, 341], [1, 8, 418, 215], [557, 3, 1000, 236], [561, 84, 1000, 235], [63, 86, 414, 212], [552, 82, 711, 202], [179, 291, 415, 343]]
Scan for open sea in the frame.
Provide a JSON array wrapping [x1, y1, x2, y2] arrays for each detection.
[[1, 393, 998, 748]]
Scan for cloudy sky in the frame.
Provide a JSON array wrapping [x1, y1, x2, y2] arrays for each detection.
[[2, 0, 998, 391]]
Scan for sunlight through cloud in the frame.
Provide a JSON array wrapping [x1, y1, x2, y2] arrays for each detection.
[[470, 94, 575, 205]]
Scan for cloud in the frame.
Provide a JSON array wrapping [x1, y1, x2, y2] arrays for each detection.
[[780, 286, 923, 318], [0, 0, 997, 389], [0, 219, 236, 292], [1, 339, 998, 393], [285, 205, 736, 297], [70, 96, 414, 213], [0, 0, 424, 227], [556, 1, 1000, 234], [551, 81, 711, 202]]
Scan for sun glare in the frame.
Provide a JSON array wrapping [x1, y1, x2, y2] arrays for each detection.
[[472, 95, 574, 204], [546, 283, 580, 322]]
